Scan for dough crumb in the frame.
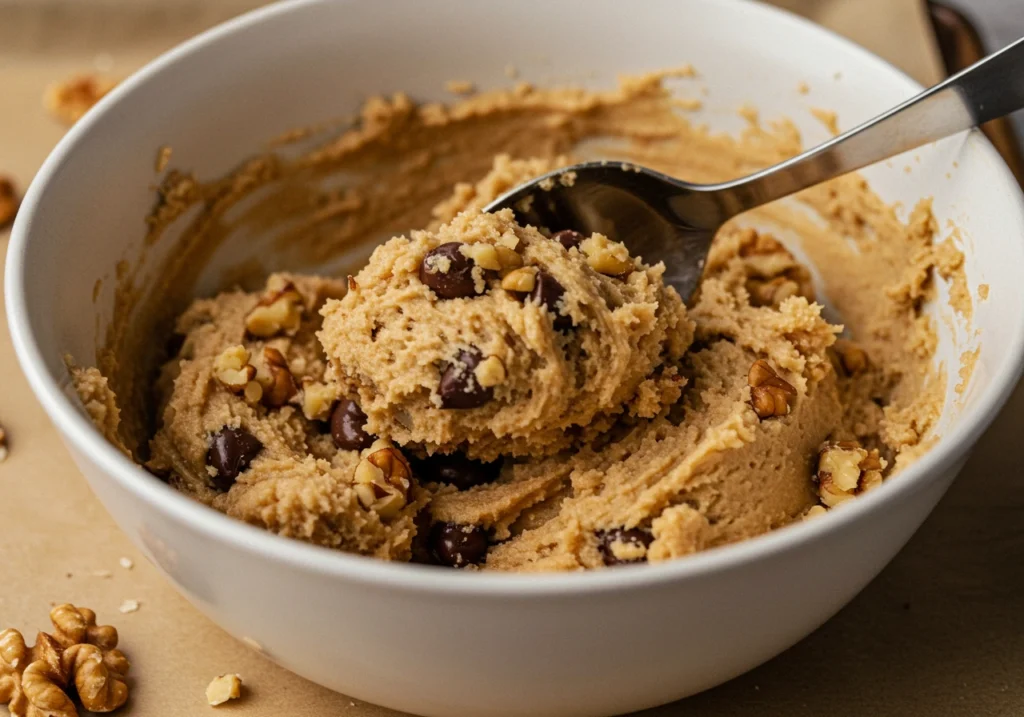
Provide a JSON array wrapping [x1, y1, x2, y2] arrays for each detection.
[[445, 79, 476, 96], [810, 107, 839, 136], [956, 347, 980, 395], [44, 73, 118, 125], [0, 176, 19, 228], [155, 145, 172, 172], [118, 599, 140, 614]]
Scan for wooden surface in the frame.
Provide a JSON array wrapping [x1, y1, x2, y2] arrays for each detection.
[[3, 2, 1021, 715]]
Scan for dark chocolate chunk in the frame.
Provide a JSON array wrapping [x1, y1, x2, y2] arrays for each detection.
[[409, 510, 437, 565], [551, 229, 584, 251], [206, 427, 263, 491], [430, 522, 489, 567], [529, 270, 572, 330], [411, 452, 502, 490], [331, 398, 374, 451], [419, 242, 479, 300], [596, 527, 653, 566], [439, 348, 493, 409]]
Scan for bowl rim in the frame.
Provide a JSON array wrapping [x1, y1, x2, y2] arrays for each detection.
[[7, 0, 1024, 597]]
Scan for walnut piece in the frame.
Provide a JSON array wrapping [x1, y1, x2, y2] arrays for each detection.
[[17, 659, 76, 717], [49, 605, 117, 651], [736, 230, 815, 307], [0, 629, 28, 707], [802, 504, 828, 520], [747, 275, 802, 307], [833, 338, 869, 375], [353, 440, 412, 519], [747, 359, 796, 419], [62, 644, 129, 713], [44, 75, 118, 125], [580, 234, 633, 276], [245, 277, 304, 338], [0, 423, 8, 463], [815, 441, 887, 508], [213, 345, 256, 393], [300, 380, 341, 421], [206, 674, 243, 707], [494, 246, 524, 275], [474, 356, 507, 388], [459, 242, 501, 271], [256, 347, 298, 408], [1, 616, 128, 717], [501, 266, 537, 293], [0, 176, 19, 229]]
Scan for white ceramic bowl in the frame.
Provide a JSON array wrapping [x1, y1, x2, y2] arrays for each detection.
[[7, 1, 1024, 715]]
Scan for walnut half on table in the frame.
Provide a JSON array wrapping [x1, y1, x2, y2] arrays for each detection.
[[0, 604, 129, 717]]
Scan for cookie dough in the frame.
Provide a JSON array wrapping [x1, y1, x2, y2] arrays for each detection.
[[76, 71, 956, 571], [318, 208, 689, 461]]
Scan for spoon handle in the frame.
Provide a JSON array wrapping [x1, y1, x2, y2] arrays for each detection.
[[713, 35, 1024, 215]]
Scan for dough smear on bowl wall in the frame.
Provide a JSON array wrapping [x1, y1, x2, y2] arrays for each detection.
[[71, 70, 956, 571]]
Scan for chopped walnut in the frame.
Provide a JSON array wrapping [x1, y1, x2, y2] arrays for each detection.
[[213, 345, 256, 393], [300, 380, 342, 421], [245, 277, 304, 338], [353, 440, 412, 519], [243, 381, 264, 405], [500, 266, 538, 293], [494, 246, 524, 275], [833, 338, 869, 375], [0, 177, 19, 229], [580, 234, 633, 276], [206, 673, 243, 707], [815, 441, 887, 508], [256, 347, 297, 408], [747, 360, 796, 419], [736, 230, 815, 307], [459, 243, 501, 271], [474, 356, 507, 388], [747, 275, 802, 307], [44, 74, 118, 125], [802, 504, 828, 520], [0, 423, 7, 463]]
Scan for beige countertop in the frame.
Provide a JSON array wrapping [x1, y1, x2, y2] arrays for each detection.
[[2, 2, 1020, 715]]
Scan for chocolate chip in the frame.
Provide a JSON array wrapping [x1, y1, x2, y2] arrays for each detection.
[[411, 453, 502, 490], [551, 229, 584, 251], [529, 270, 572, 330], [331, 398, 374, 451], [409, 510, 436, 565], [596, 528, 653, 566], [206, 427, 263, 491], [439, 348, 493, 409], [419, 242, 479, 300], [430, 522, 489, 567]]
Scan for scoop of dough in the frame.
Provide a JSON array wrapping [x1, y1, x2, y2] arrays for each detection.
[[319, 208, 692, 460]]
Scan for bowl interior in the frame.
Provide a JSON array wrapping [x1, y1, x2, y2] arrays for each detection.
[[9, 0, 1024, 558]]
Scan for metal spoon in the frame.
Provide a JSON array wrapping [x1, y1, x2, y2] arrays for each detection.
[[486, 36, 1024, 300]]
